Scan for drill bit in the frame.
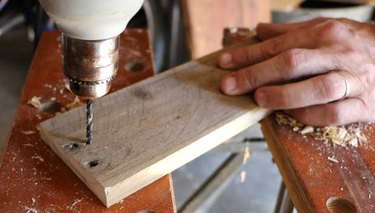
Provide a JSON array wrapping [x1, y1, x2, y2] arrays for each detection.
[[86, 100, 93, 145]]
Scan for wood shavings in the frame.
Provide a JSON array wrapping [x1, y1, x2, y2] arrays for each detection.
[[21, 130, 36, 135], [31, 155, 44, 162], [275, 112, 367, 147], [25, 206, 38, 213], [328, 156, 339, 163], [27, 96, 42, 109], [68, 198, 83, 210], [65, 96, 82, 110]]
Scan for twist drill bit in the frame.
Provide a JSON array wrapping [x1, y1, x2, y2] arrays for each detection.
[[86, 100, 93, 145]]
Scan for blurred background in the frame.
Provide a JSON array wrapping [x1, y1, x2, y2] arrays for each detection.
[[0, 0, 374, 212]]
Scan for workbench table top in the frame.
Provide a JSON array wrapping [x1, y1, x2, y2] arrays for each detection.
[[0, 30, 175, 212]]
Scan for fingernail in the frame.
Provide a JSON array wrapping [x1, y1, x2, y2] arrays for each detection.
[[219, 53, 232, 68], [223, 76, 237, 93], [255, 91, 267, 107]]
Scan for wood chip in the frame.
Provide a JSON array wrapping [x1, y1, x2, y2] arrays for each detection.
[[275, 112, 367, 147], [64, 82, 70, 91], [328, 156, 339, 163], [27, 96, 42, 109], [65, 96, 82, 109], [300, 126, 314, 135], [21, 130, 36, 135]]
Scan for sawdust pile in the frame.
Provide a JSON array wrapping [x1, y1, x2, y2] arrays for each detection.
[[275, 112, 367, 147]]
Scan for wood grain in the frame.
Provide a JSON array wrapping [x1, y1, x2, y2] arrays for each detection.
[[39, 38, 269, 207], [0, 30, 175, 212], [182, 0, 271, 58]]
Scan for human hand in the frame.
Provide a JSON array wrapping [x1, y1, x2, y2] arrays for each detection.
[[218, 18, 375, 126]]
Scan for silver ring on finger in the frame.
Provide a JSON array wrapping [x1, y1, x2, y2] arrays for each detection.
[[338, 73, 350, 101]]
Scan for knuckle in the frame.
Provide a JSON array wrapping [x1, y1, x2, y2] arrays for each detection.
[[238, 68, 258, 89], [232, 48, 251, 64], [336, 45, 356, 57], [360, 72, 374, 94], [326, 105, 343, 125], [319, 19, 351, 41], [322, 20, 343, 35], [317, 75, 341, 101], [263, 39, 283, 58], [278, 49, 304, 75]]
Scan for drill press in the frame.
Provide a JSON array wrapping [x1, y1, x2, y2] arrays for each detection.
[[38, 0, 144, 144]]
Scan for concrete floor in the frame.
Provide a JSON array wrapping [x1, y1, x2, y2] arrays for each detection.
[[0, 26, 282, 212], [173, 125, 281, 213]]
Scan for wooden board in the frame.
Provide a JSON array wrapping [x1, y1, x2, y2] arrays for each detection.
[[0, 30, 176, 212], [223, 27, 375, 212], [182, 0, 271, 58], [39, 38, 269, 207]]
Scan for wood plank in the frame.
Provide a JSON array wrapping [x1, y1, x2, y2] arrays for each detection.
[[39, 37, 269, 207], [0, 30, 176, 212], [182, 0, 271, 58]]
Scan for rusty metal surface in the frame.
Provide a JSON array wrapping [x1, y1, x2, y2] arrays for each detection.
[[0, 30, 175, 213]]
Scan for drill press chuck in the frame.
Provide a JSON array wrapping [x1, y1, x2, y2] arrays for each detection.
[[62, 35, 120, 145]]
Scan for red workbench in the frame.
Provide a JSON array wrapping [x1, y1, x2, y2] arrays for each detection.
[[0, 30, 175, 212]]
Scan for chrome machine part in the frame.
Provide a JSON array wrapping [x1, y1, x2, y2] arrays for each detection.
[[62, 35, 119, 99]]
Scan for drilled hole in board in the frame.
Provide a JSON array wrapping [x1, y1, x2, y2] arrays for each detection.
[[84, 160, 99, 168], [326, 197, 357, 213], [63, 143, 80, 151], [137, 211, 155, 213], [124, 61, 144, 72]]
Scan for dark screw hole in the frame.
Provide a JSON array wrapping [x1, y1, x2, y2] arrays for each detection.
[[326, 197, 357, 213], [85, 160, 99, 168], [63, 143, 80, 151], [124, 61, 144, 72]]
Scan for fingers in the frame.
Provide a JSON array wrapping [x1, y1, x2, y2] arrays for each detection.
[[221, 49, 335, 95], [256, 17, 329, 40], [218, 27, 317, 70], [288, 98, 370, 126], [253, 71, 363, 109]]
